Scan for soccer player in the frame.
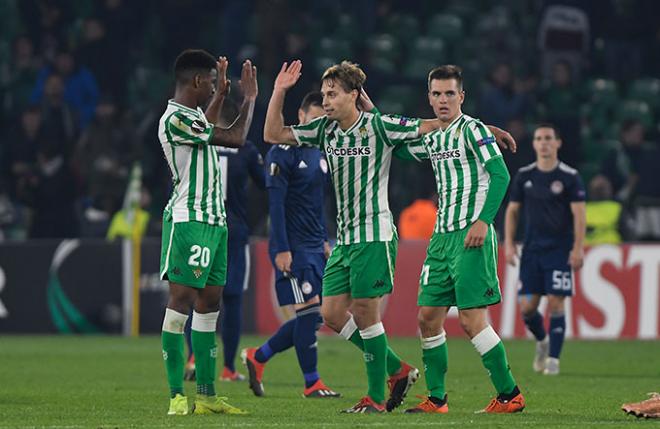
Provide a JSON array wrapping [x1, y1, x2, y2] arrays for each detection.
[[400, 65, 525, 414], [504, 124, 586, 376], [158, 49, 257, 416], [262, 60, 434, 413], [241, 91, 340, 399], [183, 99, 266, 383]]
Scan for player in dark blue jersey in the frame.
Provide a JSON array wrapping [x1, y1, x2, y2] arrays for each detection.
[[184, 100, 266, 382], [242, 91, 340, 398], [504, 124, 586, 376]]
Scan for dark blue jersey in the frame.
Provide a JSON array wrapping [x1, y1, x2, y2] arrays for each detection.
[[265, 144, 328, 254], [216, 140, 265, 242], [510, 161, 586, 250]]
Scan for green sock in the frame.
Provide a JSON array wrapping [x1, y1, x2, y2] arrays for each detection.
[[349, 330, 402, 376], [192, 329, 217, 397], [481, 341, 516, 395], [422, 342, 448, 399], [362, 332, 388, 404], [162, 331, 185, 398]]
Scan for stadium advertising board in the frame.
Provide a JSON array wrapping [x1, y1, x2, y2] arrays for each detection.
[[252, 241, 660, 339]]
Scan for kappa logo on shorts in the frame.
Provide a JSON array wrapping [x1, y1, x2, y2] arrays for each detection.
[[192, 268, 203, 279], [484, 287, 495, 298], [172, 267, 182, 276], [373, 279, 385, 289]]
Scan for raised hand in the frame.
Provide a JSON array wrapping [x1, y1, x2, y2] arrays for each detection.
[[216, 56, 230, 97], [273, 60, 302, 91], [239, 59, 258, 100], [357, 87, 375, 111]]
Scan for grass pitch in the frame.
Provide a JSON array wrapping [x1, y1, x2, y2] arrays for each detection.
[[0, 335, 657, 428]]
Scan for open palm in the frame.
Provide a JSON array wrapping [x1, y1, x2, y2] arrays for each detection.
[[274, 60, 302, 91], [239, 59, 258, 99]]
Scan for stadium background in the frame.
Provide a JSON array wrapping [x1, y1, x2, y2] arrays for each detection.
[[0, 0, 659, 337]]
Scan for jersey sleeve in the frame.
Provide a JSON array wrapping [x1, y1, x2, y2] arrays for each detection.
[[509, 171, 525, 203], [378, 114, 421, 146], [568, 173, 587, 202], [465, 120, 502, 165], [166, 111, 213, 145], [392, 137, 430, 162], [265, 147, 292, 252], [265, 147, 292, 190], [290, 116, 327, 148]]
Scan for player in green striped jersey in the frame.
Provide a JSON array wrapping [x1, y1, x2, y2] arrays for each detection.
[[403, 65, 525, 414], [159, 49, 257, 416], [264, 60, 443, 413]]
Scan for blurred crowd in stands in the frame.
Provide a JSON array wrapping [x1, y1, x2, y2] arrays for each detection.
[[0, 0, 659, 243]]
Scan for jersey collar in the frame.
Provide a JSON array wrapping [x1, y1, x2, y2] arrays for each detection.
[[169, 99, 200, 115], [440, 113, 464, 133], [337, 110, 364, 135]]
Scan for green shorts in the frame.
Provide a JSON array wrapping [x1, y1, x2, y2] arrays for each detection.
[[159, 217, 228, 288], [418, 225, 501, 309], [323, 239, 397, 299]]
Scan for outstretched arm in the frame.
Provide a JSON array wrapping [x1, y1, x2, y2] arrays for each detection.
[[210, 60, 258, 148], [264, 61, 302, 145]]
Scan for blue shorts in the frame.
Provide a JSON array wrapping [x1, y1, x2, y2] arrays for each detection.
[[518, 246, 573, 297], [224, 237, 250, 296], [273, 251, 325, 306]]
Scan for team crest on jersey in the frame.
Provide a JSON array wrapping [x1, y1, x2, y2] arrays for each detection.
[[192, 268, 203, 279], [551, 180, 564, 194], [269, 162, 280, 176], [358, 126, 368, 138], [524, 180, 533, 189], [302, 281, 313, 294], [319, 158, 328, 174], [190, 120, 206, 134]]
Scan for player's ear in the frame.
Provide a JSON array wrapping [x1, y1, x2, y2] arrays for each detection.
[[194, 74, 201, 89], [298, 108, 305, 124], [459, 90, 465, 105]]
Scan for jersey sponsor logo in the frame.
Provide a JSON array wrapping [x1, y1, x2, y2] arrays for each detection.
[[190, 119, 206, 134], [430, 149, 461, 162], [477, 135, 496, 146], [269, 162, 280, 176], [325, 146, 372, 157], [298, 160, 308, 169], [551, 180, 564, 194]]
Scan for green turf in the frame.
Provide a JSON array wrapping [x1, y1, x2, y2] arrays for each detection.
[[0, 335, 657, 428]]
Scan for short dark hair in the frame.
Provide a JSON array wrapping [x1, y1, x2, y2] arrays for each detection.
[[174, 49, 216, 84], [535, 122, 561, 139], [428, 65, 463, 90], [300, 91, 323, 112], [321, 61, 366, 93]]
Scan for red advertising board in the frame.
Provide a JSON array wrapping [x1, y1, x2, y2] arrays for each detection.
[[252, 240, 660, 339]]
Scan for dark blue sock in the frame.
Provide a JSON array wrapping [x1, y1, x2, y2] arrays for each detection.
[[523, 311, 547, 341], [184, 311, 193, 360], [221, 293, 242, 372], [294, 304, 321, 388], [255, 317, 295, 363], [549, 313, 566, 359]]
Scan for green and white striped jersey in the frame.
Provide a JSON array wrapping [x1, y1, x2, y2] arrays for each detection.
[[291, 111, 420, 245], [158, 100, 226, 226], [411, 114, 502, 233]]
